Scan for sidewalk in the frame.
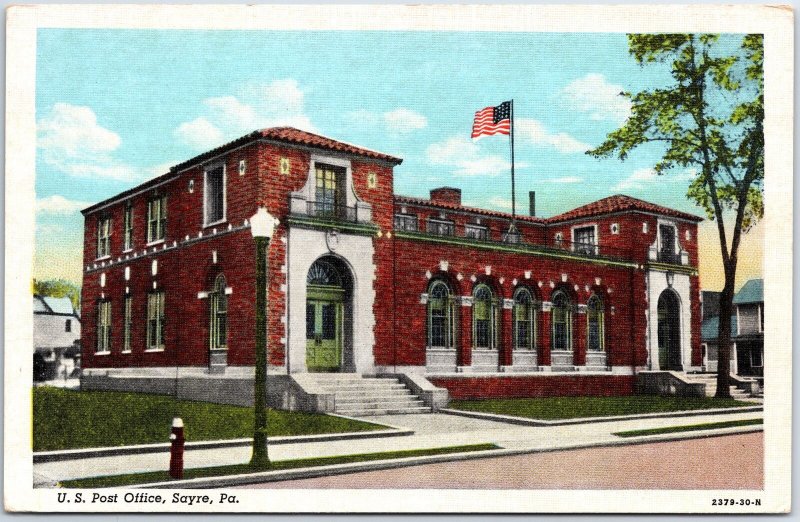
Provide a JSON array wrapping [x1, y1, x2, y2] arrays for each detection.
[[34, 407, 762, 484]]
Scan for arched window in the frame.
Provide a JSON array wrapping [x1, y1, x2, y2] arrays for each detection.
[[551, 290, 572, 352], [513, 287, 537, 350], [427, 280, 454, 348], [210, 274, 228, 350], [473, 284, 497, 349], [587, 294, 605, 352], [307, 259, 342, 287]]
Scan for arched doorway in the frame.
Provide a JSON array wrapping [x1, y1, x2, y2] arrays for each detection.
[[657, 290, 682, 370], [306, 256, 353, 372]]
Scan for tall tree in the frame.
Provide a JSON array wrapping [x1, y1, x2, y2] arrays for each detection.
[[589, 34, 764, 397], [33, 278, 81, 311]]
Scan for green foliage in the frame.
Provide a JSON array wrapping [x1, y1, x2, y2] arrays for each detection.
[[450, 396, 750, 420], [614, 418, 762, 438], [589, 34, 764, 239], [33, 387, 384, 451], [60, 444, 500, 488], [32, 279, 81, 310]]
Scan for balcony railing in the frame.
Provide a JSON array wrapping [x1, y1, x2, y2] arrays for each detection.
[[394, 218, 628, 260], [305, 201, 359, 223]]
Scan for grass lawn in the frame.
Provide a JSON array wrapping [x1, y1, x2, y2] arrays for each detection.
[[60, 443, 499, 488], [614, 418, 763, 438], [34, 387, 385, 452], [449, 396, 753, 421]]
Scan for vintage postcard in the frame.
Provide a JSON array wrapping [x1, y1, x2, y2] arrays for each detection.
[[5, 3, 792, 513]]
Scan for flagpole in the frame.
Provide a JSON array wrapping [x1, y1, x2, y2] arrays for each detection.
[[510, 99, 517, 229]]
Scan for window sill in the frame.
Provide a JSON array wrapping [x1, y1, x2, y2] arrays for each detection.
[[144, 348, 165, 353], [95, 351, 111, 356], [123, 248, 134, 254], [95, 255, 111, 261], [203, 218, 227, 229], [121, 350, 132, 354], [472, 348, 498, 351], [146, 239, 165, 247], [427, 347, 457, 351]]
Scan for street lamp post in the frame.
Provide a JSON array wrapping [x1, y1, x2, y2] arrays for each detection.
[[249, 207, 278, 469]]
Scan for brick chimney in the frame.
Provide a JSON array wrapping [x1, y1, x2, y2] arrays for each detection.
[[529, 191, 536, 217], [430, 187, 462, 206]]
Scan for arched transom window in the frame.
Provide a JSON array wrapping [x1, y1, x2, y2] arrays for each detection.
[[551, 290, 573, 352], [513, 287, 537, 350], [473, 284, 497, 349], [427, 280, 454, 348], [587, 294, 605, 352], [307, 259, 342, 287], [210, 274, 228, 351]]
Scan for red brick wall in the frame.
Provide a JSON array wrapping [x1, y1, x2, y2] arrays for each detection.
[[386, 236, 647, 369], [429, 187, 462, 206], [429, 375, 636, 399]]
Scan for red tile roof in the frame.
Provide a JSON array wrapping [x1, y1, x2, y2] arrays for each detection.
[[548, 195, 703, 222], [395, 195, 547, 224], [395, 193, 702, 224], [259, 127, 403, 164]]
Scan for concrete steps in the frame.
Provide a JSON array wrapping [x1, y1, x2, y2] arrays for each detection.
[[309, 374, 432, 416], [686, 374, 757, 400]]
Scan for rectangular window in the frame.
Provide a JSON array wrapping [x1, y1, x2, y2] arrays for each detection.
[[65, 319, 72, 333], [204, 165, 226, 225], [315, 164, 345, 216], [147, 291, 165, 350], [659, 224, 677, 263], [750, 346, 763, 368], [123, 204, 133, 251], [123, 295, 132, 353], [96, 300, 111, 353], [465, 224, 488, 241], [147, 195, 167, 243], [427, 219, 455, 237], [97, 217, 111, 258], [573, 226, 597, 255], [394, 214, 418, 232]]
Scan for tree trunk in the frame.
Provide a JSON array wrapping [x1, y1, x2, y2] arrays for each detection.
[[715, 268, 736, 399]]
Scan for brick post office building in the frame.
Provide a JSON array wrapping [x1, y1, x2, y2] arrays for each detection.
[[80, 127, 704, 414]]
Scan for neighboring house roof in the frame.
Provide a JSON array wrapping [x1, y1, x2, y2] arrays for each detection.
[[733, 278, 763, 305], [33, 295, 49, 313], [84, 127, 403, 215], [395, 195, 547, 225], [39, 296, 77, 316], [547, 195, 703, 223], [701, 315, 738, 342]]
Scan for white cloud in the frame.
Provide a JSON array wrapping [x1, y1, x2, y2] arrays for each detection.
[[38, 103, 121, 158], [37, 103, 139, 180], [35, 195, 91, 215], [547, 176, 583, 184], [345, 107, 428, 135], [515, 118, 591, 154], [383, 108, 428, 134], [488, 196, 513, 210], [615, 167, 698, 191], [203, 96, 259, 132], [426, 136, 512, 177], [174, 117, 225, 150], [175, 79, 317, 150], [561, 73, 633, 124]]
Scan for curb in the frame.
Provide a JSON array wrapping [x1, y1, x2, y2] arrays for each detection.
[[129, 425, 763, 489], [34, 427, 414, 463], [439, 405, 763, 427]]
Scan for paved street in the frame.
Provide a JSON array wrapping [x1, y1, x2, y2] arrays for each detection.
[[35, 409, 762, 483], [252, 432, 763, 490]]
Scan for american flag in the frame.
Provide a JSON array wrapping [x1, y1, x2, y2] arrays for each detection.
[[471, 101, 511, 139]]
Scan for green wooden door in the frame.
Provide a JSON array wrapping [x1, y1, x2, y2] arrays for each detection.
[[306, 286, 343, 372]]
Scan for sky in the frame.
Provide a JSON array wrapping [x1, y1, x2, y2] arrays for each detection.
[[34, 29, 762, 290]]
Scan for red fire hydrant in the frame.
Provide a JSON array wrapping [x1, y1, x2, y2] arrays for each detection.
[[169, 417, 185, 479]]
